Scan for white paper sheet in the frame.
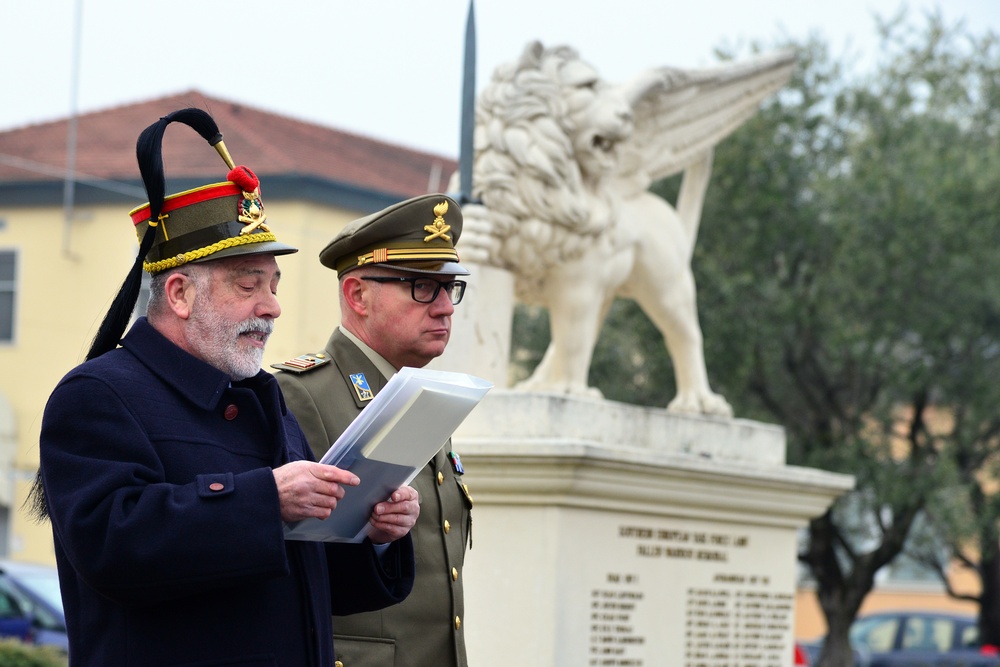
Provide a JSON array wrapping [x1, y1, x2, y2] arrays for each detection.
[[283, 366, 492, 543]]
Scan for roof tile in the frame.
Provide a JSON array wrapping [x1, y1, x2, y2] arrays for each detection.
[[0, 90, 457, 199]]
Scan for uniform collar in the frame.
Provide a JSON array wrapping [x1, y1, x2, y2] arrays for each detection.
[[337, 325, 397, 380], [120, 317, 264, 410]]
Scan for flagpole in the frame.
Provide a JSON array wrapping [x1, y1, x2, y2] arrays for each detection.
[[62, 0, 84, 257]]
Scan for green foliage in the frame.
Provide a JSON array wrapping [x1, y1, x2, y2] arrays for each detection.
[[695, 9, 1000, 657], [509, 304, 548, 386], [0, 640, 67, 667]]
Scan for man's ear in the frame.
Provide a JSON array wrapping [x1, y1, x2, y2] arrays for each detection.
[[163, 272, 198, 320], [341, 275, 369, 316]]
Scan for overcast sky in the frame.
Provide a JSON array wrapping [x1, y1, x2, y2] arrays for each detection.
[[3, 0, 997, 157]]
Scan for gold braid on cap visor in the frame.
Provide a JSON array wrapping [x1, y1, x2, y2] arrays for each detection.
[[353, 246, 460, 268], [142, 231, 278, 273]]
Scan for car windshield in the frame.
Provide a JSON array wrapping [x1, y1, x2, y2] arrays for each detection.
[[849, 613, 981, 654], [851, 616, 900, 652], [0, 571, 62, 632], [11, 570, 63, 612]]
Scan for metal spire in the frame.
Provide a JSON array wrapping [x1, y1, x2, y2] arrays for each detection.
[[457, 0, 477, 205]]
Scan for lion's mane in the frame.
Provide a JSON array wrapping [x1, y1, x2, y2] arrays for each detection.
[[468, 42, 622, 301]]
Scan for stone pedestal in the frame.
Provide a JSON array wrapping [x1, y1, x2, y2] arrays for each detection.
[[427, 259, 852, 665], [452, 391, 853, 667]]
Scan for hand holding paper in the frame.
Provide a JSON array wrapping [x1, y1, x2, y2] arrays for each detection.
[[284, 367, 492, 543], [367, 485, 421, 544], [273, 460, 360, 523]]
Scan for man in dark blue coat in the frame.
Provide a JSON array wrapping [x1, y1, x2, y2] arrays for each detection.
[[32, 109, 417, 666]]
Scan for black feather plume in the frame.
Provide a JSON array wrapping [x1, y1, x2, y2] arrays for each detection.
[[86, 109, 224, 362]]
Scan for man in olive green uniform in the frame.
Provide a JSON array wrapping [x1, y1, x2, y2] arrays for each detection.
[[275, 194, 472, 667]]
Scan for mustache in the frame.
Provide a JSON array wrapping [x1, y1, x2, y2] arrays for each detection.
[[237, 318, 274, 336]]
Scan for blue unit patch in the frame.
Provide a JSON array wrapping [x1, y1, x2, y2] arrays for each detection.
[[350, 373, 374, 402]]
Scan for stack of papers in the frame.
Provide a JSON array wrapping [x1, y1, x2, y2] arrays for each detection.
[[284, 366, 492, 543]]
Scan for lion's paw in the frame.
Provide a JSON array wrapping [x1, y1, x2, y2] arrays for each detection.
[[667, 391, 733, 419], [514, 377, 605, 400]]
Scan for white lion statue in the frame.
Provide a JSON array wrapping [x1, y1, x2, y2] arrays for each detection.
[[455, 41, 795, 417]]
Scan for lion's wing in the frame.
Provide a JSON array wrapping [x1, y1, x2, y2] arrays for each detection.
[[616, 49, 796, 187]]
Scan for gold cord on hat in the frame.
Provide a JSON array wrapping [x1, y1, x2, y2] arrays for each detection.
[[148, 213, 170, 240], [142, 232, 278, 273]]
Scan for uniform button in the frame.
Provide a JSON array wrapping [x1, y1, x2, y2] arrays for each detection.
[[437, 471, 445, 485], [443, 519, 451, 534], [335, 662, 344, 667], [452, 567, 458, 581], [209, 482, 225, 492], [223, 404, 239, 420], [454, 615, 462, 630]]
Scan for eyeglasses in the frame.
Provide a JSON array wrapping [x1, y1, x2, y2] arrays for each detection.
[[361, 276, 467, 305]]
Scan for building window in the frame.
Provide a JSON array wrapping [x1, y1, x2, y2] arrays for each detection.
[[0, 251, 15, 343]]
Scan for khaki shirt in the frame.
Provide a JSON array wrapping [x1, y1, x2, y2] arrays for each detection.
[[276, 329, 471, 667]]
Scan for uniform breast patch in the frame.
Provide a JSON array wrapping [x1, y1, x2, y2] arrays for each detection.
[[350, 373, 374, 401]]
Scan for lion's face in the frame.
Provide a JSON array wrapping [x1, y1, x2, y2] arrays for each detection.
[[469, 42, 634, 272], [556, 56, 633, 178]]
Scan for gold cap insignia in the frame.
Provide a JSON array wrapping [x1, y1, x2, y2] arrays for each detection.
[[423, 200, 452, 242]]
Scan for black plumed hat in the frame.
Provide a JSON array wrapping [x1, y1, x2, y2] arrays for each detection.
[[86, 108, 297, 360]]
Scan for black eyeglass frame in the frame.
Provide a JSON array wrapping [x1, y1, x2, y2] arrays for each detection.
[[361, 276, 467, 305]]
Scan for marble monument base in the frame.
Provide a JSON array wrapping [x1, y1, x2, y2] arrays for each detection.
[[452, 391, 852, 667]]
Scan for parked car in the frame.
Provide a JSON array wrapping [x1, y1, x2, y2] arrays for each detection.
[[0, 560, 67, 653], [802, 610, 1000, 666]]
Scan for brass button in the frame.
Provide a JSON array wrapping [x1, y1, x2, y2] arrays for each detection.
[[452, 567, 458, 581], [209, 482, 225, 492], [454, 615, 461, 630], [335, 662, 344, 667], [443, 519, 451, 534], [437, 471, 444, 485], [223, 404, 239, 420]]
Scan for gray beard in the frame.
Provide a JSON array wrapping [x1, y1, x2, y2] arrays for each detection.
[[188, 306, 273, 381]]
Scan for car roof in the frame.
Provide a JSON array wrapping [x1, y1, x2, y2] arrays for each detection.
[[861, 610, 976, 620], [0, 559, 58, 575]]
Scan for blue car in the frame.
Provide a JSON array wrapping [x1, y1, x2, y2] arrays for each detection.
[[802, 610, 1000, 666], [0, 559, 67, 653]]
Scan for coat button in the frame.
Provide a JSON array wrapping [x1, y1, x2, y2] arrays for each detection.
[[437, 471, 444, 485], [224, 404, 239, 420], [209, 482, 225, 492], [452, 567, 458, 581], [443, 519, 451, 534], [454, 615, 461, 630], [335, 662, 344, 667]]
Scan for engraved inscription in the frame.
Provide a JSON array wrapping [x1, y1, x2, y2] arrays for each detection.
[[683, 585, 793, 666], [609, 524, 794, 666], [589, 572, 645, 666]]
